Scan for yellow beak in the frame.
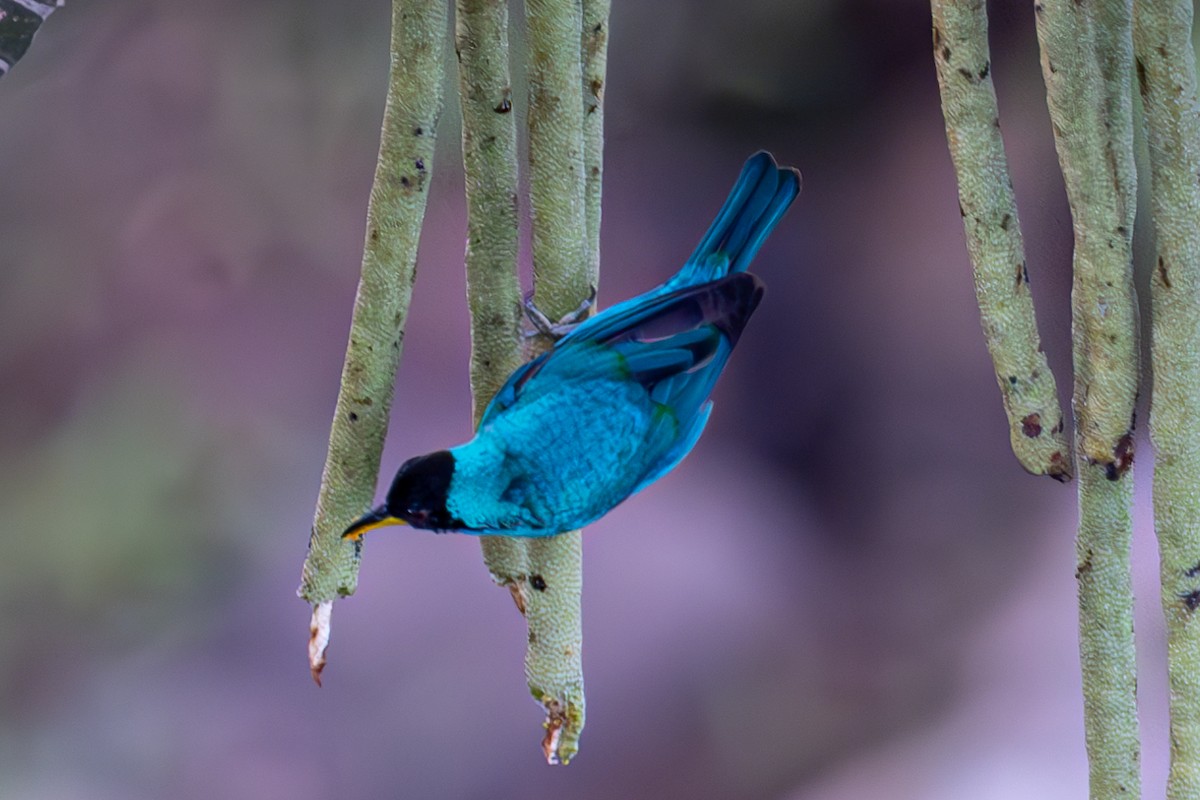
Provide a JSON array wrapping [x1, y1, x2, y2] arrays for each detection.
[[342, 506, 408, 541]]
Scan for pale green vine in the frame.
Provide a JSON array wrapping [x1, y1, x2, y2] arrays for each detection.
[[1134, 1, 1200, 795], [297, 0, 447, 685], [933, 0, 1143, 796]]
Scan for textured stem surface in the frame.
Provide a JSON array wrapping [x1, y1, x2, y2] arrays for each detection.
[[1134, 1, 1200, 795], [455, 0, 531, 592], [1075, 463, 1140, 799], [522, 0, 592, 764], [527, 0, 590, 316], [1033, 1, 1141, 796], [1034, 0, 1140, 471], [581, 0, 610, 289], [297, 0, 447, 684], [931, 0, 1072, 480]]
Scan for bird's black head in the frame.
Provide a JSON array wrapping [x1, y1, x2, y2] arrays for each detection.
[[342, 450, 466, 541], [383, 450, 465, 531]]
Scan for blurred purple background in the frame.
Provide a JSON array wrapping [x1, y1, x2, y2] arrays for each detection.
[[0, 0, 1175, 797]]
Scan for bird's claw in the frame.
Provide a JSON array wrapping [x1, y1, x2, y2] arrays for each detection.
[[523, 287, 597, 341]]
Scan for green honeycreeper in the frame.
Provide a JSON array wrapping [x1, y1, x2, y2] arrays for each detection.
[[344, 151, 801, 540]]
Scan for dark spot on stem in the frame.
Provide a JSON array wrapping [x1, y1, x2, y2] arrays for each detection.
[[1186, 562, 1200, 578], [495, 89, 513, 113], [415, 158, 425, 172], [1183, 590, 1200, 612], [1136, 58, 1148, 95], [957, 67, 975, 81], [414, 126, 424, 136], [1158, 256, 1173, 288], [1076, 549, 1094, 579], [1008, 375, 1018, 385], [1001, 213, 1012, 230], [400, 176, 412, 188], [530, 574, 547, 592], [369, 227, 379, 242], [1022, 413, 1043, 438], [979, 61, 990, 80], [348, 412, 359, 422], [1105, 432, 1135, 480], [1048, 451, 1071, 482], [941, 45, 952, 62]]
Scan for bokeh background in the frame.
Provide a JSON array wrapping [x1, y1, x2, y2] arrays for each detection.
[[0, 0, 1181, 797]]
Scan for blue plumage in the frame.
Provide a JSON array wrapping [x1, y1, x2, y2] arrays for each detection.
[[343, 152, 801, 540]]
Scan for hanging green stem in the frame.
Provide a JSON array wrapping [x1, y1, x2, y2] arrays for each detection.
[[1134, 1, 1200, 795], [527, 0, 591, 313], [298, 0, 447, 685], [1034, 0, 1140, 471], [455, 0, 530, 601], [930, 0, 1072, 480], [522, 0, 593, 765], [1033, 0, 1141, 797], [581, 0, 610, 288], [1074, 465, 1139, 798]]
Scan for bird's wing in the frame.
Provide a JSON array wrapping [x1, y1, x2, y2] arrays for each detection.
[[478, 272, 764, 428], [629, 400, 714, 497], [476, 351, 552, 429]]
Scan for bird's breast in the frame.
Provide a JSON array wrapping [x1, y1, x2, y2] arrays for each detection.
[[498, 379, 663, 522]]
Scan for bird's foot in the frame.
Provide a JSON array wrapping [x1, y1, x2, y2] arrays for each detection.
[[523, 286, 597, 340]]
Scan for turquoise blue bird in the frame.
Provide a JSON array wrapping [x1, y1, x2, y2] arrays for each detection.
[[343, 152, 801, 541]]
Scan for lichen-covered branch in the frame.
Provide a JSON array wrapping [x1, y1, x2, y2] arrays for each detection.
[[297, 0, 447, 685], [1034, 0, 1139, 471], [930, 0, 1072, 480], [1032, 1, 1141, 797], [522, 0, 592, 765], [1133, 2, 1200, 795], [454, 0, 530, 596]]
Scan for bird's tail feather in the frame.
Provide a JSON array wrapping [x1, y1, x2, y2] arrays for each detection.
[[674, 151, 802, 287]]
